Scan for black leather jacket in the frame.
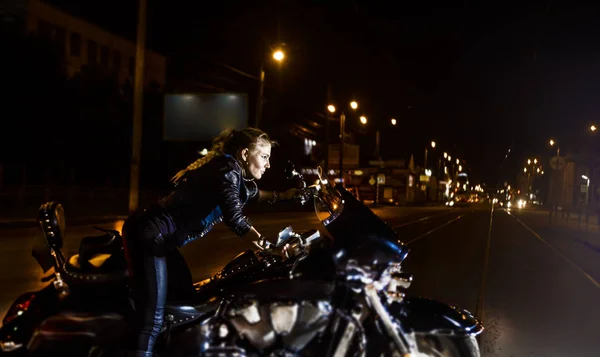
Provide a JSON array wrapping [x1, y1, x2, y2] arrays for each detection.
[[157, 154, 258, 247]]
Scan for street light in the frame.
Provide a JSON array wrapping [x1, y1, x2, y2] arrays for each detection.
[[549, 139, 555, 146], [444, 152, 448, 159], [391, 118, 397, 125], [273, 49, 285, 61], [327, 101, 360, 180], [591, 125, 597, 132], [360, 116, 367, 124], [424, 141, 436, 171], [256, 47, 287, 128], [582, 175, 590, 204]]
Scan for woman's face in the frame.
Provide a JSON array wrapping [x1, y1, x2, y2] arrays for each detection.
[[242, 144, 271, 180]]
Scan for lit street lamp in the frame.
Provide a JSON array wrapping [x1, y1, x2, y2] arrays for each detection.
[[256, 47, 286, 128], [327, 101, 360, 180], [391, 118, 397, 126], [272, 49, 285, 61], [360, 116, 367, 124], [582, 175, 590, 204], [424, 141, 436, 171]]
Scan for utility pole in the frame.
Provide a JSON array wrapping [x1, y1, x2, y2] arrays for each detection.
[[128, 0, 147, 214], [339, 113, 346, 181], [255, 65, 265, 128], [324, 84, 331, 174]]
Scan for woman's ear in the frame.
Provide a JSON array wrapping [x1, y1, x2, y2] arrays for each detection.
[[240, 148, 249, 162]]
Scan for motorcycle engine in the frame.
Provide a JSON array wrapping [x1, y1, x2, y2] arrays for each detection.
[[223, 299, 333, 352]]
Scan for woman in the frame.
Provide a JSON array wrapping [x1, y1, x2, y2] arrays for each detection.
[[122, 128, 297, 356]]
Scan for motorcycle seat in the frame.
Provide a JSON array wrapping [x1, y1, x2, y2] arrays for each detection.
[[63, 251, 128, 285], [61, 229, 129, 285], [68, 253, 112, 269], [164, 297, 221, 329]]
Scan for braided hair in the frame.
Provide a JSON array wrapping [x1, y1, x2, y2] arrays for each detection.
[[170, 128, 277, 185]]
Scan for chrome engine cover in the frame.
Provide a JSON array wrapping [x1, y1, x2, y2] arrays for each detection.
[[225, 299, 333, 351]]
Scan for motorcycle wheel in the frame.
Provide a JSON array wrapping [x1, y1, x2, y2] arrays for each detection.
[[412, 334, 480, 357]]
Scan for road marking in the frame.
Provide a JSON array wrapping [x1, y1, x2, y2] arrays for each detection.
[[476, 204, 494, 326], [393, 209, 456, 229], [505, 210, 600, 289], [405, 214, 465, 245]]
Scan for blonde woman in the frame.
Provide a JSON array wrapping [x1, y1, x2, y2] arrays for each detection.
[[122, 128, 298, 356]]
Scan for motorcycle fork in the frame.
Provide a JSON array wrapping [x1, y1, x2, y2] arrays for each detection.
[[364, 285, 413, 355]]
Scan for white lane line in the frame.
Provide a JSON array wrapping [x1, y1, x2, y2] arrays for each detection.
[[393, 210, 456, 229], [405, 214, 465, 245]]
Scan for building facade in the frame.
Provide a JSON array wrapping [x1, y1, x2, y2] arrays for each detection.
[[2, 0, 166, 88]]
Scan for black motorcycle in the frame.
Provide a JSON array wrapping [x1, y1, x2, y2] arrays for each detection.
[[0, 163, 483, 356]]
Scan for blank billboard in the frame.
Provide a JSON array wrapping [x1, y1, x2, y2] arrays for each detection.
[[163, 93, 249, 141]]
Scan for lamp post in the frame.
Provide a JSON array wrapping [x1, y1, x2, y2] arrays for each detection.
[[256, 47, 285, 128], [327, 101, 360, 181], [424, 141, 436, 171], [128, 0, 147, 214]]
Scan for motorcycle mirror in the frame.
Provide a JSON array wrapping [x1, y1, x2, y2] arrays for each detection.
[[276, 226, 294, 247], [285, 161, 298, 180], [285, 161, 307, 189]]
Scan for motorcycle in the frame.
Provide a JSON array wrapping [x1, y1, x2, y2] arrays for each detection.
[[0, 163, 483, 356]]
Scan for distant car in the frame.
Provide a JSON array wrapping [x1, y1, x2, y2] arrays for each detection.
[[502, 198, 526, 209], [446, 193, 470, 207]]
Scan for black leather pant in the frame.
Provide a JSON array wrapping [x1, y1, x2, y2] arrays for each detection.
[[122, 209, 194, 353]]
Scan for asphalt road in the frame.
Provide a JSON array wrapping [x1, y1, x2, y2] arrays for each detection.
[[1, 204, 599, 356]]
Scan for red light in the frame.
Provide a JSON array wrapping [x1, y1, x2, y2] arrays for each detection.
[[2, 293, 35, 325]]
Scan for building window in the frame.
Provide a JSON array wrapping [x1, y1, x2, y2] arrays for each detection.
[[87, 40, 97, 64], [37, 19, 52, 38], [113, 50, 122, 71], [70, 32, 81, 57], [54, 26, 66, 54], [100, 45, 109, 66]]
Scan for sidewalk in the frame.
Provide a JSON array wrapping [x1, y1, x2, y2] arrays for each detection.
[[520, 207, 600, 251], [512, 208, 600, 283]]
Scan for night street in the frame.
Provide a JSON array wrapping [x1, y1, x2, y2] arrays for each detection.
[[1, 205, 599, 356]]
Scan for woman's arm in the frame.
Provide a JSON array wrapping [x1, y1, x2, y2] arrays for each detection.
[[257, 189, 299, 204]]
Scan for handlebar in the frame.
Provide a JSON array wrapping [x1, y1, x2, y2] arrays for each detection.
[[294, 184, 320, 205], [253, 227, 321, 262], [252, 236, 274, 251]]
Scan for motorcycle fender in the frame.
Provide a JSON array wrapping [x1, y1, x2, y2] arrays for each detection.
[[391, 297, 484, 336]]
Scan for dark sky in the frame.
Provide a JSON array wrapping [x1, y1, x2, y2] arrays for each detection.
[[46, 0, 600, 186]]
